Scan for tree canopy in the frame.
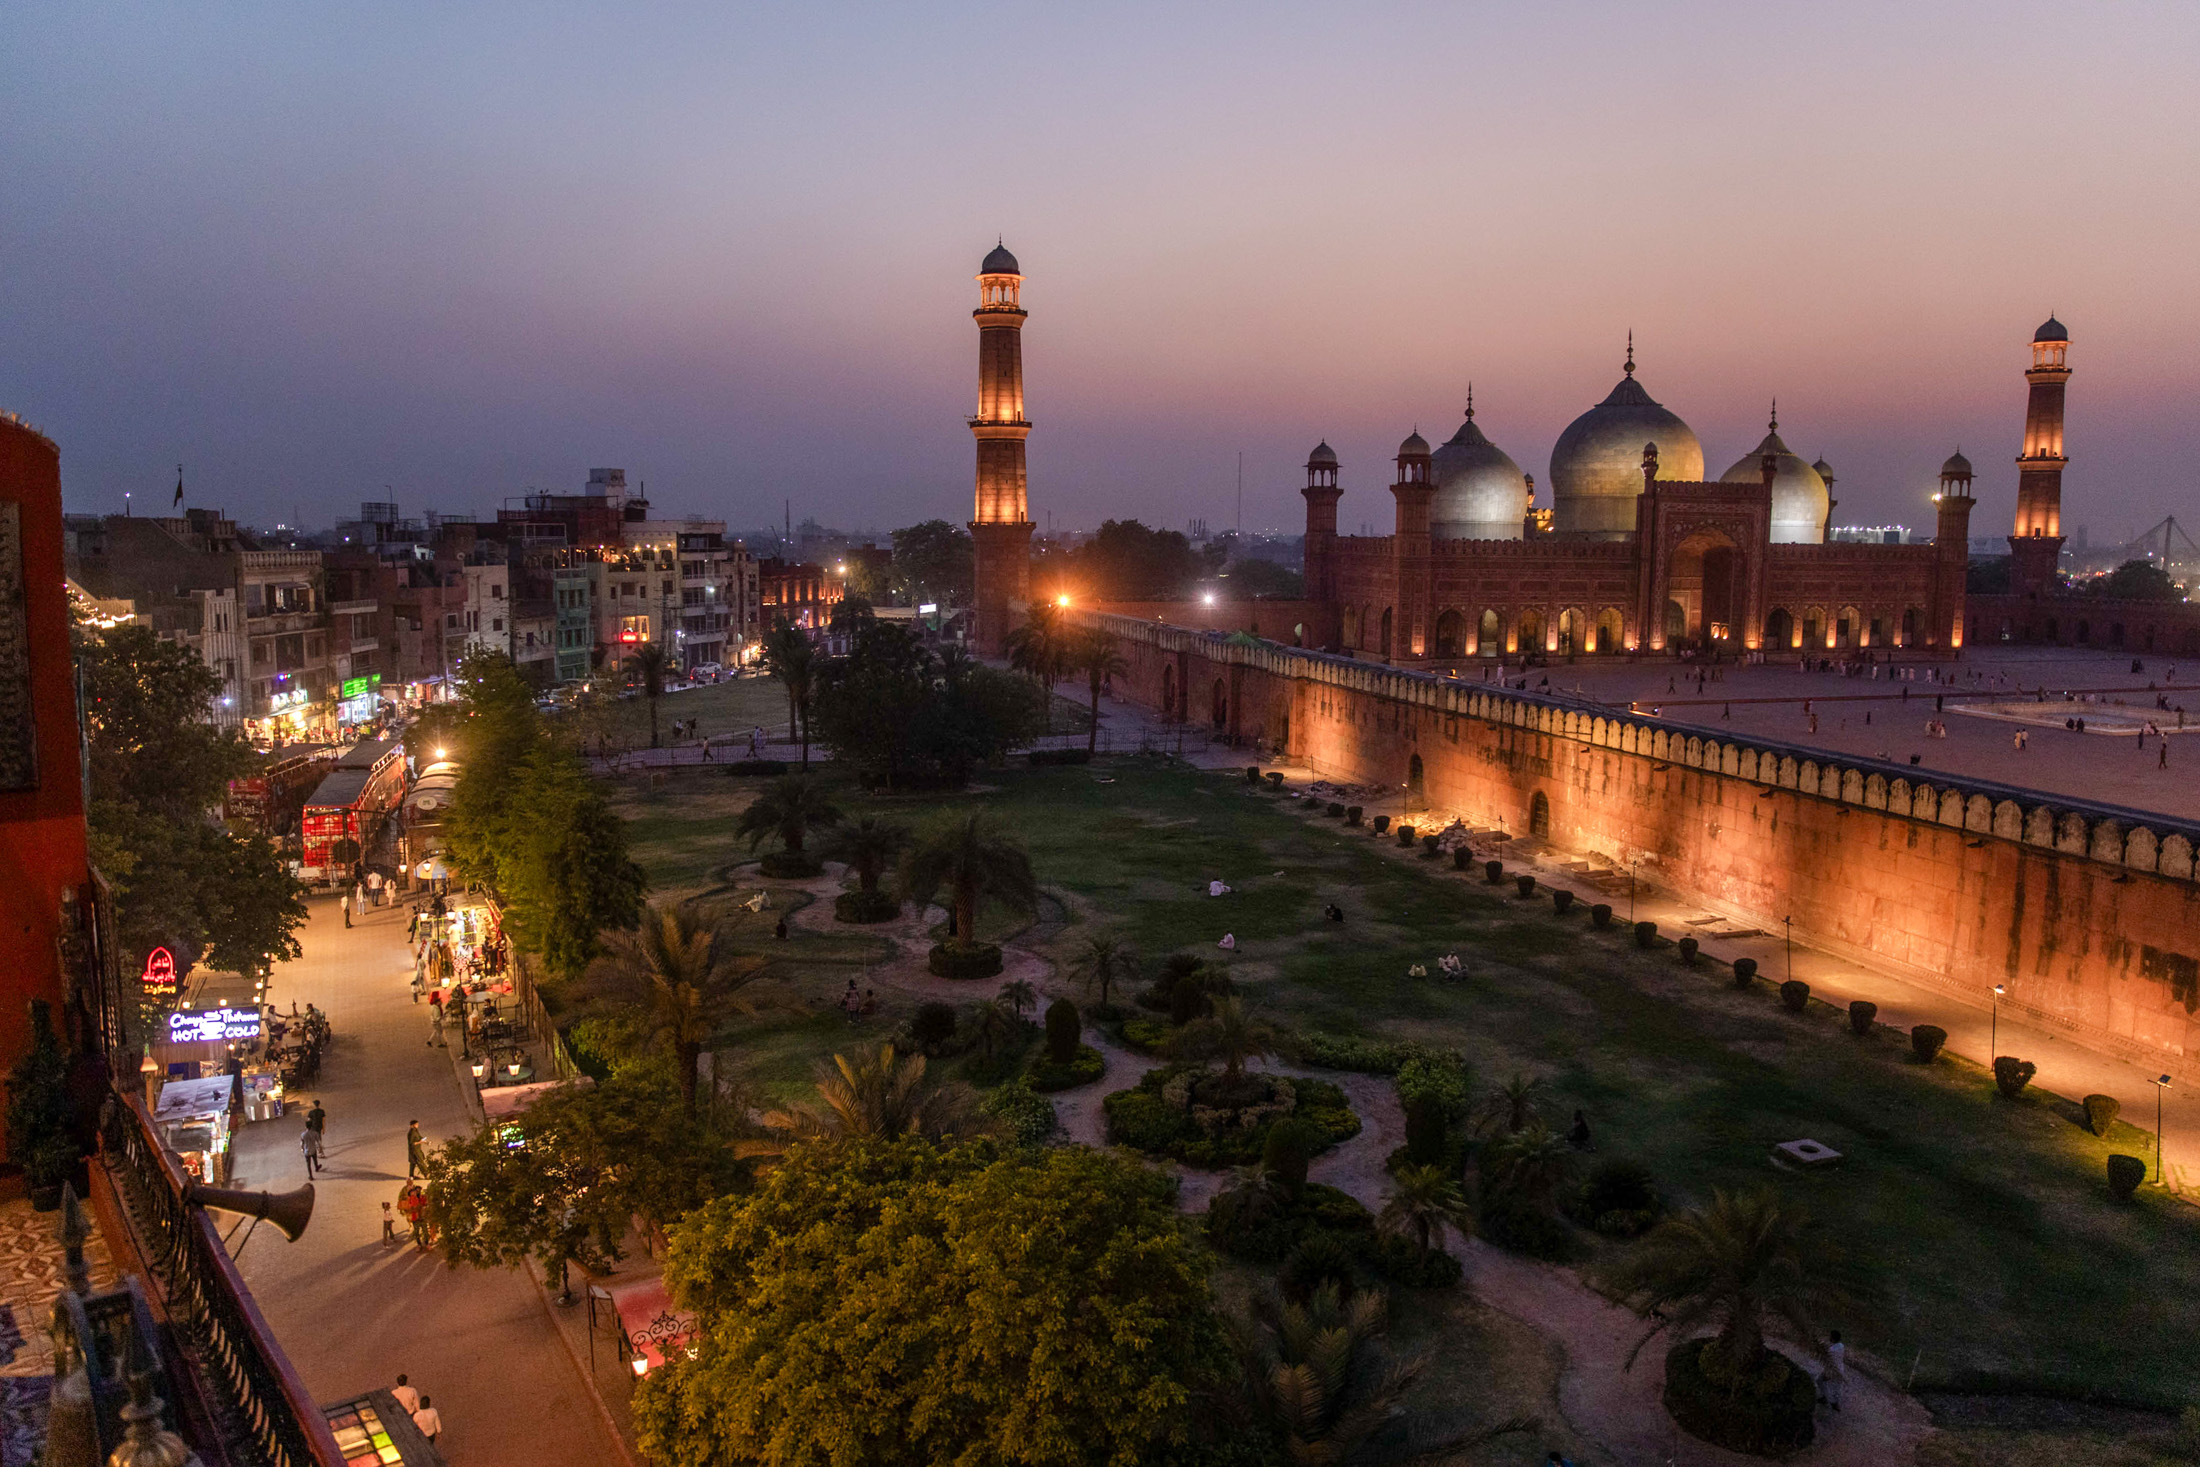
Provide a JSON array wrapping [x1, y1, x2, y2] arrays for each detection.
[[1068, 520, 1213, 601], [78, 624, 306, 984], [890, 519, 974, 607], [809, 617, 1043, 788], [634, 1137, 1232, 1467], [2091, 558, 2181, 601]]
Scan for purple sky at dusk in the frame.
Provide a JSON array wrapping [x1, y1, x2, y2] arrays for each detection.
[[5, 2, 2196, 544]]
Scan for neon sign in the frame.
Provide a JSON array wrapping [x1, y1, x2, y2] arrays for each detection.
[[167, 1007, 263, 1043], [141, 947, 177, 996]]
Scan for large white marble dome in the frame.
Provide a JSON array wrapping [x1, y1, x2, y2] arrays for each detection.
[[1430, 399, 1529, 541], [1550, 361, 1704, 539], [1719, 413, 1829, 544]]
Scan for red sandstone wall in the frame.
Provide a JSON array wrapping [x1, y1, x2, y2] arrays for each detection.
[[1088, 611, 2200, 1074]]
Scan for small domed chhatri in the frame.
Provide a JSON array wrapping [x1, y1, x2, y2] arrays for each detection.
[[1942, 449, 1974, 478], [980, 241, 1021, 275], [1719, 403, 1829, 544], [1550, 336, 1704, 540], [2034, 314, 2067, 343], [1431, 387, 1530, 541], [1307, 440, 1339, 468], [1397, 429, 1431, 457]]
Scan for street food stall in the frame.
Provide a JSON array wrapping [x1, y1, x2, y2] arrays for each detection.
[[322, 1389, 444, 1467], [152, 1075, 237, 1185]]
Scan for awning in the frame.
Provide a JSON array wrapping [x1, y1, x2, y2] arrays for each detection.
[[414, 857, 452, 880], [154, 1076, 235, 1123], [606, 1276, 698, 1375]]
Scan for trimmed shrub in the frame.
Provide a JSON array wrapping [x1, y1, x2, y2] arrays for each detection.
[[1027, 1043, 1106, 1093], [1662, 1338, 1816, 1456], [1516, 873, 1537, 898], [1633, 920, 1658, 948], [1267, 771, 1285, 789], [926, 942, 1004, 980], [1677, 936, 1698, 964], [1590, 903, 1612, 929], [1326, 801, 1345, 818], [1290, 1032, 1408, 1074], [1732, 957, 1758, 988], [1205, 1181, 1372, 1263], [1394, 1049, 1472, 1123], [1477, 1195, 1575, 1261], [2107, 1153, 2147, 1200], [1029, 747, 1091, 766], [1910, 1024, 1947, 1062], [1104, 1064, 1359, 1168], [910, 1002, 958, 1054], [759, 850, 823, 879], [1994, 1056, 2037, 1098], [2083, 1094, 2122, 1137], [1396, 824, 1416, 847], [1421, 834, 1441, 857], [833, 890, 901, 924], [1277, 1230, 1360, 1302], [1044, 998, 1081, 1063], [1263, 1118, 1316, 1194], [1566, 1158, 1664, 1238], [1371, 1232, 1463, 1289], [1402, 1095, 1450, 1167], [1119, 1017, 1174, 1053], [1552, 889, 1575, 914], [722, 758, 788, 776], [1452, 847, 1473, 871], [1372, 814, 1390, 834], [1848, 1000, 1878, 1036], [1345, 805, 1363, 825], [981, 1081, 1057, 1145], [1779, 980, 1809, 1013]]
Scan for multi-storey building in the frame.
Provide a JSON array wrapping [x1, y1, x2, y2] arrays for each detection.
[[758, 557, 844, 632]]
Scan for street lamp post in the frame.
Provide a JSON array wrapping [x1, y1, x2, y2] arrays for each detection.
[[1784, 916, 1793, 982], [1991, 983, 2006, 1059], [2155, 1075, 2173, 1184], [1628, 859, 1640, 923]]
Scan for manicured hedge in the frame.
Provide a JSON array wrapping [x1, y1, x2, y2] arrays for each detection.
[[1026, 1044, 1106, 1092], [1204, 1182, 1372, 1263], [1103, 1064, 1359, 1168], [927, 942, 1004, 980], [1661, 1339, 1816, 1456], [833, 890, 901, 924], [980, 1080, 1057, 1145]]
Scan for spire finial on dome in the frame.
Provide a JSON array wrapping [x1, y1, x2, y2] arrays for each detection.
[[1624, 330, 1635, 377], [1464, 384, 1474, 420], [1769, 398, 1778, 433]]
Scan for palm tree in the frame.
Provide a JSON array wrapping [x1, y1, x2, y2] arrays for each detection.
[[1479, 1124, 1573, 1211], [735, 773, 842, 863], [823, 815, 910, 896], [969, 999, 1019, 1060], [1004, 602, 1068, 731], [605, 903, 776, 1112], [897, 813, 1037, 951], [761, 620, 817, 766], [1172, 995, 1277, 1085], [1602, 1188, 1850, 1380], [1073, 933, 1135, 1014], [1472, 1072, 1547, 1138], [625, 642, 673, 748], [1071, 627, 1128, 755], [1235, 1283, 1419, 1466], [763, 1045, 982, 1142], [1380, 1165, 1472, 1255], [997, 977, 1037, 1022]]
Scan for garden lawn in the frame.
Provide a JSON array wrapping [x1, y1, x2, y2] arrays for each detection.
[[606, 756, 2200, 1408]]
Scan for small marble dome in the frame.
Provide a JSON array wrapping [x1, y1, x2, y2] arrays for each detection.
[[2034, 315, 2067, 343], [1397, 429, 1431, 457], [1550, 354, 1704, 539], [1719, 410, 1829, 544], [1430, 396, 1529, 540], [981, 242, 1021, 275], [1811, 456, 1835, 482], [1942, 449, 1974, 478], [1307, 440, 1339, 468]]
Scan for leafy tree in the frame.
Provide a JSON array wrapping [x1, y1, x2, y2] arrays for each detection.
[[1074, 933, 1135, 1013], [1965, 556, 2014, 595], [1071, 626, 1128, 755], [1005, 602, 1072, 730], [634, 1137, 1232, 1467], [760, 621, 816, 765], [1380, 1165, 1471, 1255], [77, 625, 306, 983], [809, 617, 1043, 789], [1172, 996, 1277, 1085], [1070, 519, 1207, 601], [821, 815, 910, 895], [1602, 1188, 1852, 1380], [439, 651, 545, 887], [898, 813, 1037, 953], [734, 773, 841, 861], [625, 642, 674, 748], [597, 903, 776, 1113], [889, 519, 974, 606], [1219, 558, 1304, 600], [760, 1046, 982, 1143], [2093, 558, 2180, 601], [423, 1069, 741, 1300], [496, 745, 647, 979]]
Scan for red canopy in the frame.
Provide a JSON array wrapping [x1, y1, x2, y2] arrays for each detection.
[[607, 1276, 698, 1375]]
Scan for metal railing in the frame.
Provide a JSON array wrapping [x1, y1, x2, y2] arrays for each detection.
[[101, 1094, 345, 1467]]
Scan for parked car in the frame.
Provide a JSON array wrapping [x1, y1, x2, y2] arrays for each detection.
[[691, 662, 724, 681]]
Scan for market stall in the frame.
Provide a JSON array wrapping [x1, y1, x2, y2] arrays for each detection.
[[322, 1388, 444, 1466], [152, 1075, 237, 1185]]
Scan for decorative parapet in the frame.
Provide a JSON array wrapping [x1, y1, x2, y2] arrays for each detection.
[[1073, 609, 2200, 882]]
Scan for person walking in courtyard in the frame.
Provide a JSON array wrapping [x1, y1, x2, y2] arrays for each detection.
[[306, 1098, 326, 1142], [430, 1001, 446, 1048], [381, 1201, 397, 1247], [300, 1121, 323, 1178], [398, 1182, 430, 1247], [407, 1119, 426, 1179], [391, 1375, 419, 1414], [411, 1395, 441, 1444], [1819, 1329, 1846, 1409]]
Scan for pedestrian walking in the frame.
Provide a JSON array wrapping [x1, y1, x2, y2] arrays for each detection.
[[411, 1396, 441, 1443], [430, 1004, 446, 1048], [300, 1123, 323, 1178], [398, 1182, 430, 1248], [391, 1375, 419, 1413], [408, 1120, 426, 1179], [381, 1202, 397, 1247], [368, 870, 384, 907], [343, 894, 352, 929], [1819, 1330, 1845, 1409], [306, 1099, 326, 1138]]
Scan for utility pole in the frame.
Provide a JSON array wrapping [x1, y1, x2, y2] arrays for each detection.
[[1236, 451, 1243, 536]]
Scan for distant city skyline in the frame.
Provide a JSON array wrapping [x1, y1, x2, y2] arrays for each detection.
[[5, 2, 2196, 544]]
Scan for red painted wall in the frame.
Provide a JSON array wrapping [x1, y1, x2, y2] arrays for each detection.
[[0, 418, 85, 1073], [1090, 611, 2200, 1074]]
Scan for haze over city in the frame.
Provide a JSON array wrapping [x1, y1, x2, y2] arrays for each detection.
[[7, 1, 2197, 540]]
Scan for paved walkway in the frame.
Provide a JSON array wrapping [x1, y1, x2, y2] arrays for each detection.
[[226, 894, 626, 1467]]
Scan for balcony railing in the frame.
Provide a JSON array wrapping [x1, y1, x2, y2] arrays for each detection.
[[101, 1094, 345, 1467]]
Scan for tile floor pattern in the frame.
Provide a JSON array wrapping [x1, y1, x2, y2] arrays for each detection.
[[0, 1194, 121, 1464]]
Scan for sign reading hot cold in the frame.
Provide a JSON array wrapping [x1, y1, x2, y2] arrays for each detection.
[[167, 1007, 263, 1043]]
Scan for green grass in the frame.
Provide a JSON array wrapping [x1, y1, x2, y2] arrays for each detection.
[[605, 755, 2200, 1409]]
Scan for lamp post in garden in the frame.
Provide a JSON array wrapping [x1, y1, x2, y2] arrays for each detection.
[[1783, 915, 1793, 982], [2155, 1075, 2173, 1184], [1628, 858, 1642, 923], [1991, 983, 2005, 1059]]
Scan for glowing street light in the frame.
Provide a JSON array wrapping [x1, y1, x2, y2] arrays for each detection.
[[1055, 593, 1071, 608], [1991, 983, 2006, 1058], [2155, 1075, 2173, 1184]]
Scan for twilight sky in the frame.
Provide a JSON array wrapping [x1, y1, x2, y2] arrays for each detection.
[[6, 1, 2197, 543]]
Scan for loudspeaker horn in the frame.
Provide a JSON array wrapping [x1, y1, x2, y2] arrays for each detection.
[[184, 1181, 315, 1243]]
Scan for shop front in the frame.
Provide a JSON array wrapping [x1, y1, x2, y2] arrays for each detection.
[[151, 1075, 237, 1185]]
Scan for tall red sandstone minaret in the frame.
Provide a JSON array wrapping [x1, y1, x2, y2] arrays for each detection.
[[2008, 315, 2069, 594], [969, 242, 1034, 654]]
